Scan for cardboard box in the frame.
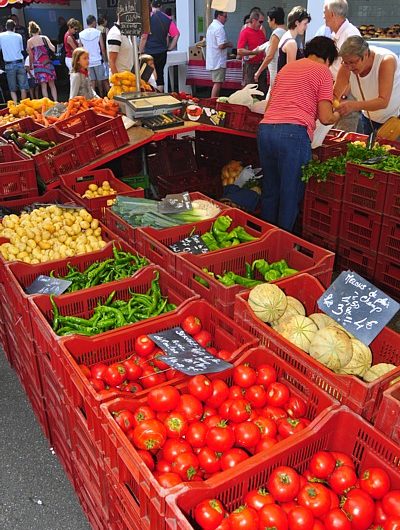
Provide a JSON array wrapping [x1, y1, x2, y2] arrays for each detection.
[[189, 45, 205, 60]]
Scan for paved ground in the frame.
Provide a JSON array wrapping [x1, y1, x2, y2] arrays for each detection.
[[0, 350, 90, 530]]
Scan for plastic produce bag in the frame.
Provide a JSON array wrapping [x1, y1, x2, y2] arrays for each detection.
[[312, 120, 335, 149], [235, 165, 263, 187], [228, 84, 264, 109]]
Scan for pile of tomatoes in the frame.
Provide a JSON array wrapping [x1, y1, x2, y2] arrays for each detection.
[[194, 453, 399, 530], [111, 360, 313, 487], [78, 315, 232, 396]]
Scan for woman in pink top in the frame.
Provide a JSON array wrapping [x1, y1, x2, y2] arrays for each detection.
[[257, 37, 340, 231]]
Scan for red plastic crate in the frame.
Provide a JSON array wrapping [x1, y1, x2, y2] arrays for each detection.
[[107, 462, 144, 530], [139, 208, 276, 277], [104, 192, 229, 250], [303, 192, 342, 238], [57, 110, 129, 161], [215, 102, 247, 130], [301, 229, 337, 253], [306, 172, 345, 201], [242, 110, 262, 133], [336, 241, 377, 280], [56, 299, 256, 442], [60, 169, 144, 216], [4, 239, 143, 341], [29, 126, 87, 186], [314, 131, 368, 162], [234, 273, 400, 422], [100, 347, 337, 530], [154, 168, 223, 199], [147, 137, 197, 178], [385, 173, 400, 218], [379, 216, 400, 263], [194, 130, 234, 171], [339, 203, 383, 253], [0, 188, 76, 214], [0, 116, 44, 136], [30, 265, 198, 369], [374, 255, 400, 301], [344, 161, 390, 212], [165, 408, 400, 530], [0, 284, 12, 366], [0, 143, 37, 200], [180, 229, 335, 316], [375, 380, 400, 444], [197, 97, 218, 109]]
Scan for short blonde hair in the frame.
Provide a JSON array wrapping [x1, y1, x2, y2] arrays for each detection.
[[67, 18, 80, 30], [71, 47, 89, 73], [28, 21, 40, 36]]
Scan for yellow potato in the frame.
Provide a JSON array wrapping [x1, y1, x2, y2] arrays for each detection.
[[88, 183, 98, 192]]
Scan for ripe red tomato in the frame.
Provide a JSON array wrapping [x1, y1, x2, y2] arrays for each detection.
[[298, 484, 331, 518], [278, 417, 308, 439], [122, 382, 143, 395], [229, 505, 259, 530], [219, 448, 248, 470], [133, 405, 155, 426], [329, 465, 358, 495], [79, 364, 91, 378], [194, 330, 212, 348], [256, 364, 277, 388], [161, 438, 192, 463], [194, 499, 225, 530], [104, 363, 126, 387], [254, 416, 278, 438], [375, 501, 389, 525], [219, 399, 235, 419], [132, 419, 166, 450], [266, 382, 290, 407], [123, 358, 143, 381], [267, 466, 301, 503], [234, 421, 261, 449], [203, 415, 223, 429], [331, 451, 355, 469], [188, 375, 213, 401], [246, 385, 268, 408], [258, 504, 288, 530], [229, 385, 246, 400], [245, 488, 274, 512], [140, 366, 166, 388], [186, 421, 208, 448], [176, 394, 203, 422], [206, 423, 235, 452], [255, 436, 277, 453], [134, 335, 155, 357], [261, 406, 288, 422], [328, 489, 340, 509], [382, 491, 400, 517], [285, 396, 307, 418], [202, 406, 218, 420], [163, 412, 188, 439], [182, 315, 202, 336], [216, 349, 232, 361], [288, 506, 314, 530], [360, 467, 391, 500], [156, 459, 173, 474], [137, 449, 155, 471], [384, 517, 400, 530], [206, 380, 230, 409], [324, 508, 352, 530], [155, 472, 182, 488], [233, 365, 257, 388], [198, 447, 221, 474], [90, 362, 108, 380], [147, 385, 180, 412], [173, 452, 200, 481], [342, 489, 375, 530], [88, 378, 105, 392], [281, 502, 297, 515], [309, 451, 337, 479], [114, 409, 135, 433], [227, 399, 252, 423]]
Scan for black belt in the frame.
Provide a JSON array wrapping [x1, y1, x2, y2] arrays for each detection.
[[5, 60, 23, 64]]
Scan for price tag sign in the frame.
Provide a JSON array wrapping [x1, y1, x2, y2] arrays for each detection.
[[149, 326, 232, 375], [169, 234, 210, 255], [158, 192, 192, 214], [118, 0, 150, 37], [26, 275, 72, 296], [317, 271, 399, 345]]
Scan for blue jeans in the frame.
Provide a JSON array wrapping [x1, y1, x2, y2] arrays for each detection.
[[5, 61, 29, 92], [361, 114, 383, 136], [257, 123, 311, 231]]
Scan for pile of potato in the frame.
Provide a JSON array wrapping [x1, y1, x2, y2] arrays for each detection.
[[81, 180, 117, 206], [0, 206, 106, 264]]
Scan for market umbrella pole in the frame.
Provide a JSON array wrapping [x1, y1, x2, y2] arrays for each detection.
[[132, 36, 141, 92]]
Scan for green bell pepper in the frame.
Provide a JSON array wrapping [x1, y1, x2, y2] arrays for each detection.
[[227, 226, 258, 243], [201, 231, 220, 251]]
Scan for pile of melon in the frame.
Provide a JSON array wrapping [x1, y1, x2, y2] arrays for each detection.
[[248, 284, 396, 383]]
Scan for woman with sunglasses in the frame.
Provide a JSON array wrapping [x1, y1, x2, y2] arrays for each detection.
[[334, 36, 400, 135], [277, 6, 311, 72]]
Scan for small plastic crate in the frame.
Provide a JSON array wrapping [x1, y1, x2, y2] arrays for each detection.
[[57, 299, 255, 443], [147, 137, 197, 178], [384, 173, 400, 218], [344, 161, 390, 212], [139, 208, 276, 278], [60, 169, 144, 217], [180, 229, 335, 316], [339, 203, 383, 253], [314, 131, 368, 162], [306, 172, 345, 201], [303, 192, 342, 238], [0, 143, 37, 200], [234, 273, 400, 422], [302, 229, 338, 253], [0, 116, 44, 136], [197, 97, 218, 109], [121, 174, 150, 190], [375, 380, 400, 444], [379, 216, 400, 263], [215, 102, 247, 130], [165, 408, 400, 530], [100, 347, 337, 530], [374, 255, 400, 301], [30, 126, 87, 187], [336, 241, 377, 280]]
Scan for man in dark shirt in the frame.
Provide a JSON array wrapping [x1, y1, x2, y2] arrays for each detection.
[[58, 17, 68, 45], [11, 14, 28, 52]]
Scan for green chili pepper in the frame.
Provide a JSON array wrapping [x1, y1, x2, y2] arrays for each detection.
[[232, 275, 263, 288], [201, 232, 220, 251], [194, 275, 210, 288], [227, 226, 257, 242], [252, 259, 270, 276], [217, 272, 236, 286], [212, 216, 232, 241], [50, 295, 60, 331], [264, 269, 281, 281], [245, 263, 254, 279], [281, 268, 298, 277]]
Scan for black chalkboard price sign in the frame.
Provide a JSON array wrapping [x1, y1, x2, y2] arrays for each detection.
[[26, 275, 72, 296], [118, 0, 150, 37], [149, 326, 232, 375], [169, 234, 210, 255], [317, 270, 399, 345]]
